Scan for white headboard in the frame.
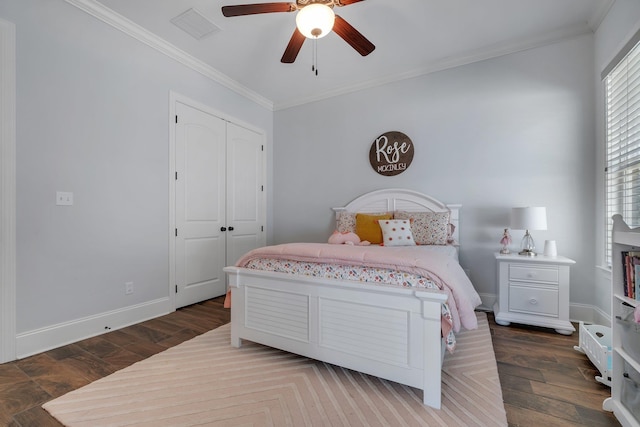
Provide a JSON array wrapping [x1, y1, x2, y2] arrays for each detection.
[[332, 188, 461, 245]]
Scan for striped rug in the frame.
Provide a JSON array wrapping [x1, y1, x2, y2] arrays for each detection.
[[43, 312, 506, 426]]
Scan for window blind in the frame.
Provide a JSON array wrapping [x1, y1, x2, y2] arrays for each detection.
[[606, 38, 640, 266]]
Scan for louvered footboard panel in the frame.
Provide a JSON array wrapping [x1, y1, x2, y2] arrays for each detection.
[[245, 286, 310, 342], [319, 298, 410, 366]]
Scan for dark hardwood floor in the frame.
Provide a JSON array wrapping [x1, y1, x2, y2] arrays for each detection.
[[489, 313, 620, 427], [0, 298, 620, 426]]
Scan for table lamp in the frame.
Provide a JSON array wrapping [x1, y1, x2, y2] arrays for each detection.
[[511, 207, 547, 256]]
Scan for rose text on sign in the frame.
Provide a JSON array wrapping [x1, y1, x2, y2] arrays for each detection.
[[369, 131, 414, 176]]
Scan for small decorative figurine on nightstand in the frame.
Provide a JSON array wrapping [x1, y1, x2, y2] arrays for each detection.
[[500, 228, 512, 254]]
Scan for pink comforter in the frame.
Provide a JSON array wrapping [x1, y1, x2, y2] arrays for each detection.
[[235, 243, 482, 332]]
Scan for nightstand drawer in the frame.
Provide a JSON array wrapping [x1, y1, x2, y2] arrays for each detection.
[[509, 265, 559, 283], [509, 284, 559, 316]]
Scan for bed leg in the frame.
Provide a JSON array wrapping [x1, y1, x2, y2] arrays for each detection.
[[230, 332, 242, 348], [422, 355, 442, 409], [230, 320, 242, 348], [423, 389, 440, 409], [421, 300, 443, 409]]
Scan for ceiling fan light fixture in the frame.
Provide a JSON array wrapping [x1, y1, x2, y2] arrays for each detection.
[[295, 4, 335, 39]]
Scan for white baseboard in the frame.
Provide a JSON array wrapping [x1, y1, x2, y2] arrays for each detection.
[[477, 292, 496, 313], [570, 302, 611, 327], [14, 293, 614, 359], [16, 297, 173, 359]]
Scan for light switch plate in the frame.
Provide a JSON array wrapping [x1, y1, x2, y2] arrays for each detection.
[[56, 191, 73, 206]]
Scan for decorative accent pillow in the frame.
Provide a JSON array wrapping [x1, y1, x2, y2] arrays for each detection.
[[336, 212, 356, 233], [378, 220, 416, 246], [355, 213, 392, 244], [337, 211, 390, 233], [394, 211, 450, 245]]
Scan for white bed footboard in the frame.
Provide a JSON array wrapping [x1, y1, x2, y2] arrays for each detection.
[[224, 266, 449, 409]]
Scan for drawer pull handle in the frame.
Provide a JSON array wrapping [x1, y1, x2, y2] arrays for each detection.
[[527, 272, 537, 278], [529, 298, 538, 305]]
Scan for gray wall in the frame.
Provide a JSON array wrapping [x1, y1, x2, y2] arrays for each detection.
[[4, 0, 640, 345], [273, 34, 596, 309], [0, 0, 273, 334]]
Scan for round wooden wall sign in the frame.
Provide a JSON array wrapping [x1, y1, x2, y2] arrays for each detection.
[[369, 131, 414, 176]]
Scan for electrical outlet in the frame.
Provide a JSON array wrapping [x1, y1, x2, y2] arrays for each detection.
[[56, 191, 73, 206], [125, 282, 134, 295]]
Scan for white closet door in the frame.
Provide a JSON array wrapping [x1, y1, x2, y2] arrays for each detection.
[[175, 102, 227, 308], [226, 122, 265, 266]]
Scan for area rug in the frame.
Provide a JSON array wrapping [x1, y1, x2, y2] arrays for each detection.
[[43, 312, 506, 426]]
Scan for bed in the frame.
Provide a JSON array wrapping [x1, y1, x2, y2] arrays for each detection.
[[223, 188, 481, 409]]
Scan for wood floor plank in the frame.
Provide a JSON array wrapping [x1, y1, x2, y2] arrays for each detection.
[[99, 328, 141, 347], [488, 313, 620, 427], [14, 354, 92, 398], [140, 316, 189, 336], [55, 352, 116, 382], [496, 371, 534, 393], [576, 405, 625, 427], [530, 381, 611, 411], [99, 346, 146, 371], [73, 335, 122, 359], [156, 328, 201, 348], [496, 360, 546, 382], [505, 403, 587, 427], [120, 340, 169, 359], [11, 406, 63, 427], [0, 363, 30, 385], [502, 388, 583, 423], [43, 344, 85, 362], [122, 323, 172, 343], [0, 380, 51, 425]]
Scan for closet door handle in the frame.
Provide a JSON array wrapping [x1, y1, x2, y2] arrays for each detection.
[[220, 227, 227, 232], [228, 226, 235, 231]]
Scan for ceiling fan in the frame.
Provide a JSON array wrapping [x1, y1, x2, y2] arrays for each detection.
[[221, 0, 375, 64]]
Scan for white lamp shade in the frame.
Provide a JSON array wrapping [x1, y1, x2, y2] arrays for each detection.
[[511, 207, 547, 231], [296, 4, 335, 39]]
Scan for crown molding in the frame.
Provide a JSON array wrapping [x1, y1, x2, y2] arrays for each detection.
[[64, 0, 608, 112], [588, 0, 615, 31], [273, 21, 595, 110], [64, 0, 273, 111]]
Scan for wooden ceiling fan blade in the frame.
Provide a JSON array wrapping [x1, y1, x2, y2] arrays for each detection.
[[333, 15, 375, 56], [281, 28, 305, 63], [222, 3, 295, 17], [336, 0, 366, 6]]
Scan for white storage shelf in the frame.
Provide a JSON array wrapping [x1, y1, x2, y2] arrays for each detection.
[[604, 215, 640, 427]]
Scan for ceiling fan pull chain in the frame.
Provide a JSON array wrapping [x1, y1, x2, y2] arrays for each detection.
[[314, 37, 319, 76], [312, 37, 317, 75]]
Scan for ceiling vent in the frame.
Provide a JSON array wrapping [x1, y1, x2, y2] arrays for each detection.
[[171, 8, 220, 40]]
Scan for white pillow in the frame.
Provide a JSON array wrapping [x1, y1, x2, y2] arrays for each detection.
[[378, 219, 416, 246]]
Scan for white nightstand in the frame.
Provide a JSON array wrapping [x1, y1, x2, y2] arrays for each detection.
[[493, 252, 576, 335]]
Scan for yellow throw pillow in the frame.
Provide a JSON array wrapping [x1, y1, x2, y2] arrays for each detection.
[[355, 213, 392, 244]]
